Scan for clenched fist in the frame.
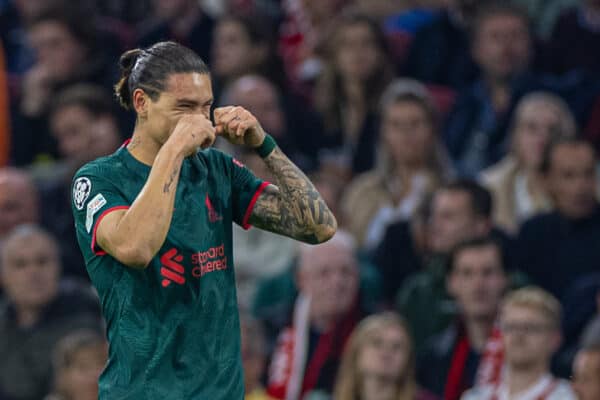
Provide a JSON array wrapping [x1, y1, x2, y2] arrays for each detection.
[[214, 106, 266, 148]]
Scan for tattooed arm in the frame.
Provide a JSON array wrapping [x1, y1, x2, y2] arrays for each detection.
[[249, 147, 337, 244], [214, 105, 337, 244]]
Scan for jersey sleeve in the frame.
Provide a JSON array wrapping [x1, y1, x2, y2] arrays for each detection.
[[71, 165, 131, 261], [228, 155, 269, 229]]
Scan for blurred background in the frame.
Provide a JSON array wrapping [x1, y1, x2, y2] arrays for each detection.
[[1, 0, 600, 399]]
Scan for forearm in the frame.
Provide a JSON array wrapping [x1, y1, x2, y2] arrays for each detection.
[[104, 143, 183, 261], [251, 146, 337, 244]]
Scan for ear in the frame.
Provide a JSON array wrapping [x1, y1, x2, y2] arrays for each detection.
[[550, 330, 563, 353], [132, 88, 148, 117]]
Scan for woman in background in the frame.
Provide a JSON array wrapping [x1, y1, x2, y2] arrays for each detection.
[[480, 92, 577, 233], [334, 312, 438, 400]]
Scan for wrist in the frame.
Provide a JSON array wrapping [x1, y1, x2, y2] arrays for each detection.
[[255, 134, 277, 158]]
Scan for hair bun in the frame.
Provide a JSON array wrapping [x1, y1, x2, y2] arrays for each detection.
[[119, 48, 143, 73]]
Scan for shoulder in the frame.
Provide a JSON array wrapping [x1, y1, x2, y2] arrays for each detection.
[[74, 152, 124, 180], [519, 211, 561, 235], [550, 379, 577, 399], [342, 171, 385, 203]]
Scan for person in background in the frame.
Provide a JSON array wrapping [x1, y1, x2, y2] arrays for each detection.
[[14, 6, 118, 165], [0, 167, 39, 243], [544, 0, 600, 75], [340, 78, 451, 251], [462, 287, 577, 400], [381, 180, 494, 330], [403, 0, 486, 89], [444, 2, 533, 176], [267, 231, 363, 400], [572, 342, 600, 400], [42, 84, 122, 279], [334, 312, 439, 400], [418, 236, 509, 400], [211, 15, 285, 102], [517, 138, 600, 300], [240, 315, 276, 400], [44, 330, 108, 400], [313, 12, 394, 178], [137, 0, 214, 65], [0, 225, 102, 400], [480, 91, 576, 233]]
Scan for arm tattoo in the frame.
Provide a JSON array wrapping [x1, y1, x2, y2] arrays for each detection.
[[163, 167, 178, 193], [249, 147, 337, 244]]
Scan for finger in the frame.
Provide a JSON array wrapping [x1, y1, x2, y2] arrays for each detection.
[[213, 106, 235, 124]]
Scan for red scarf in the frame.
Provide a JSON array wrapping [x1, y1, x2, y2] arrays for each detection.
[[444, 322, 505, 400], [267, 295, 359, 400]]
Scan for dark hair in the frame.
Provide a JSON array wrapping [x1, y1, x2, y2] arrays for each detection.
[[50, 84, 114, 118], [27, 7, 98, 52], [472, 2, 530, 38], [540, 137, 596, 175], [447, 236, 506, 275], [114, 41, 210, 110], [439, 179, 493, 218]]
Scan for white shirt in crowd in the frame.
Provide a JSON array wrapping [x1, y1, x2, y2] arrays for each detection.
[[461, 373, 577, 400]]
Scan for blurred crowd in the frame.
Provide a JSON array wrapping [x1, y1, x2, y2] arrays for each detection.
[[1, 0, 600, 399]]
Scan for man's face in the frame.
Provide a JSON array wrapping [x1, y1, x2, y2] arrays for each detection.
[[448, 245, 507, 320], [0, 233, 60, 310], [0, 173, 38, 239], [142, 72, 213, 145], [298, 243, 359, 322], [51, 105, 120, 164], [501, 305, 560, 369], [573, 350, 600, 400], [28, 21, 85, 81], [428, 190, 487, 253], [546, 143, 597, 219], [473, 14, 530, 80], [227, 78, 285, 138]]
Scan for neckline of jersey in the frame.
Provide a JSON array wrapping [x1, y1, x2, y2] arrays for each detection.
[[118, 146, 152, 174]]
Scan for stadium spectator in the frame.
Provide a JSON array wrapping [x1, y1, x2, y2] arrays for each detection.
[[137, 0, 214, 65], [517, 138, 600, 300], [220, 74, 320, 171], [313, 12, 394, 178], [278, 0, 349, 95], [544, 0, 600, 75], [444, 2, 534, 177], [333, 312, 439, 400], [402, 0, 484, 89], [13, 7, 119, 165], [376, 180, 493, 315], [0, 167, 39, 242], [43, 330, 108, 400], [0, 225, 102, 400], [266, 231, 363, 399], [572, 343, 600, 400], [39, 84, 122, 279], [340, 78, 452, 251], [417, 237, 509, 400], [462, 287, 577, 400], [480, 92, 576, 233], [240, 315, 276, 400], [211, 15, 285, 103]]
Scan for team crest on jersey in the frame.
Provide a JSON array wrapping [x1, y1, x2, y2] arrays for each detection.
[[73, 177, 92, 210]]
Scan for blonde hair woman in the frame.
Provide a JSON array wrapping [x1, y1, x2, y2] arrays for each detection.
[[340, 79, 452, 250], [480, 92, 576, 233], [334, 312, 438, 400]]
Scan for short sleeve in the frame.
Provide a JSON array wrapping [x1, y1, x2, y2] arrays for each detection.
[[228, 155, 268, 229], [71, 166, 130, 260]]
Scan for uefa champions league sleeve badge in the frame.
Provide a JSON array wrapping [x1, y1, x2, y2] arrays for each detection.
[[73, 177, 92, 210]]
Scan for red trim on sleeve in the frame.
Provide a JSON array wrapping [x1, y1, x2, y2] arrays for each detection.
[[91, 206, 130, 255], [242, 181, 270, 230]]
